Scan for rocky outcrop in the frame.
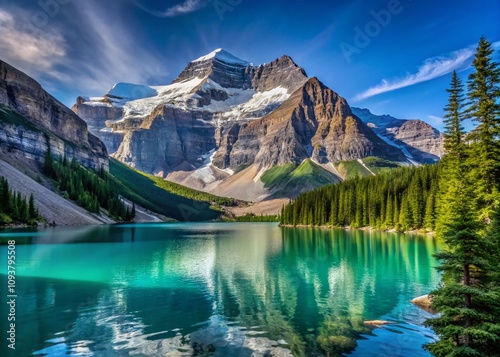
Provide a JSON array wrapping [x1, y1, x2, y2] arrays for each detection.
[[0, 60, 108, 170], [352, 107, 443, 163], [72, 96, 123, 130], [388, 120, 443, 162]]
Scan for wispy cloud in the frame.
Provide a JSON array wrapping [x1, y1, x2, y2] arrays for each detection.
[[70, 1, 168, 93], [0, 9, 66, 75], [353, 46, 477, 102], [0, 3, 170, 103], [135, 0, 207, 17]]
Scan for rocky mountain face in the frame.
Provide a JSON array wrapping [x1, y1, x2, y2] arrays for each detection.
[[72, 49, 439, 201], [351, 107, 444, 163], [0, 60, 108, 171], [214, 78, 405, 170]]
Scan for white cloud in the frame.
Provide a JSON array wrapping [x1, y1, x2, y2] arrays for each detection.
[[135, 0, 207, 17], [0, 9, 66, 74], [353, 46, 476, 102]]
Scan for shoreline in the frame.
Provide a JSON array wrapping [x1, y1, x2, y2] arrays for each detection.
[[279, 224, 435, 236]]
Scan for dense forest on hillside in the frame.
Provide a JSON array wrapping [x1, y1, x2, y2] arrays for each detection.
[[43, 151, 135, 221], [0, 176, 40, 225], [281, 164, 438, 231]]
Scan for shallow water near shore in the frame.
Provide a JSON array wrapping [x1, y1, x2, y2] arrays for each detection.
[[0, 223, 441, 356]]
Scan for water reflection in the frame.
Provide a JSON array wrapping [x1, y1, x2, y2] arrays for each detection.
[[0, 223, 441, 356]]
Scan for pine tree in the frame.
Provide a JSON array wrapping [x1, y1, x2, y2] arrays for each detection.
[[436, 71, 468, 236], [423, 190, 436, 230], [466, 36, 500, 221], [43, 146, 54, 178], [443, 71, 466, 157], [28, 194, 37, 219]]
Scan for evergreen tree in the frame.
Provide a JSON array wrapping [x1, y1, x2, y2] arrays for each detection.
[[43, 144, 54, 177], [28, 194, 37, 219], [466, 36, 500, 220], [435, 71, 468, 236], [281, 165, 439, 230], [443, 71, 466, 157]]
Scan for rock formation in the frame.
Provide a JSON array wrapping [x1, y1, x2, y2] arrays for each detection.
[[0, 60, 108, 171], [352, 107, 444, 163]]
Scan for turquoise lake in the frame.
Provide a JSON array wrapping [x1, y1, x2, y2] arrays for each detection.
[[0, 223, 441, 356]]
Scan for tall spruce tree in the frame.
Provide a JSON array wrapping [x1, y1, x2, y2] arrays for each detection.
[[444, 71, 466, 157], [466, 36, 500, 221], [435, 72, 467, 236]]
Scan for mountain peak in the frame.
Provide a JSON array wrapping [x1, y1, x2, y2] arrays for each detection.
[[192, 48, 249, 66], [305, 76, 322, 86], [276, 54, 297, 64]]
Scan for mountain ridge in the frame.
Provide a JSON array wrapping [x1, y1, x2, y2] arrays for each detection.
[[72, 49, 442, 201]]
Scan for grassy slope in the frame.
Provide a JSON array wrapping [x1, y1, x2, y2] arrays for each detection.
[[261, 163, 297, 188], [109, 158, 232, 221], [288, 159, 337, 186], [334, 160, 371, 180], [262, 159, 340, 197], [362, 156, 401, 174]]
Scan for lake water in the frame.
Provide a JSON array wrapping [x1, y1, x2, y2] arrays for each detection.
[[0, 223, 441, 356]]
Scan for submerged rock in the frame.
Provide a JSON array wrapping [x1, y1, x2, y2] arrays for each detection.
[[363, 320, 394, 327], [411, 294, 436, 314]]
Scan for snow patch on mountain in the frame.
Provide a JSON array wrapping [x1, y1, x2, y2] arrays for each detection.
[[106, 77, 205, 121], [192, 48, 249, 66], [108, 83, 158, 100], [204, 85, 290, 119]]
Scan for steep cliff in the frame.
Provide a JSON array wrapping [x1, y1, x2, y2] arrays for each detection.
[[0, 60, 108, 171]]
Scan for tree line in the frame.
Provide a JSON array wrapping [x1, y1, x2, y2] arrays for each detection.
[[43, 150, 135, 221], [0, 176, 40, 225], [281, 164, 438, 231]]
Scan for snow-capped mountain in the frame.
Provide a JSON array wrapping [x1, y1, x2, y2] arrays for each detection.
[[72, 49, 440, 201]]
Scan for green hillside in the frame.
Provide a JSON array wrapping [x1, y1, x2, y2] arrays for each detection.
[[109, 158, 232, 221], [362, 157, 401, 174], [262, 159, 340, 197]]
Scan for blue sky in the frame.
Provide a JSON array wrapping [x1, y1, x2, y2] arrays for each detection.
[[0, 0, 498, 129]]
